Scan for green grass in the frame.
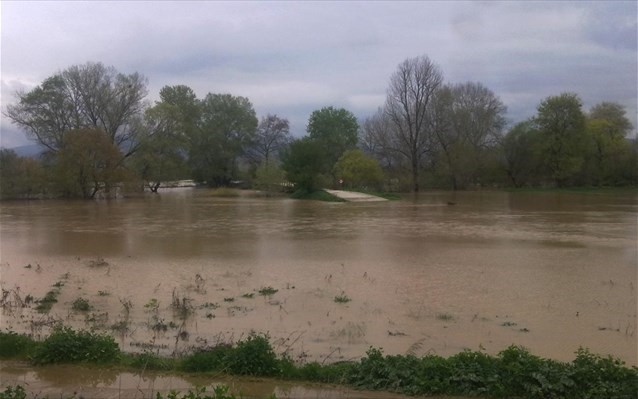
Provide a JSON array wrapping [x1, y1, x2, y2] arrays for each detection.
[[334, 294, 351, 303], [436, 312, 454, 321], [71, 297, 91, 312], [35, 290, 60, 313], [258, 286, 278, 296]]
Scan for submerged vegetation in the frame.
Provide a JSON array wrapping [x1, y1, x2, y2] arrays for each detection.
[[0, 328, 635, 398]]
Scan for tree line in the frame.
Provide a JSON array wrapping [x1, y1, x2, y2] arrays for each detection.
[[1, 58, 635, 199]]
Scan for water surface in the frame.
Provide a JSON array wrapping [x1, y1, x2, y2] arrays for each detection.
[[1, 189, 636, 367]]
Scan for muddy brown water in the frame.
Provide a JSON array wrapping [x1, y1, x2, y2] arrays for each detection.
[[0, 189, 636, 396]]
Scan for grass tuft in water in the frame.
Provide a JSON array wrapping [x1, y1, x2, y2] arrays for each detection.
[[258, 287, 278, 296]]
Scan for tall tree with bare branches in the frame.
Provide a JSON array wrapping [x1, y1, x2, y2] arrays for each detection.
[[384, 55, 443, 192]]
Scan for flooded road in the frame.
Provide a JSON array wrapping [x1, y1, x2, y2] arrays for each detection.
[[1, 189, 636, 372]]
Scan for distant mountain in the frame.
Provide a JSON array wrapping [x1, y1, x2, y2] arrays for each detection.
[[6, 144, 47, 158]]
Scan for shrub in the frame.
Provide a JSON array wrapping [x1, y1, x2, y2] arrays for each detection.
[[0, 331, 35, 358], [32, 327, 119, 364], [180, 345, 233, 372], [225, 334, 279, 376], [0, 385, 26, 399], [334, 294, 351, 303], [258, 286, 278, 296], [71, 297, 91, 311]]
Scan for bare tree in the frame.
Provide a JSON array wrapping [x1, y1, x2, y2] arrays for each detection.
[[248, 114, 291, 166], [384, 55, 443, 192], [360, 108, 400, 171], [432, 82, 507, 189], [5, 62, 147, 157]]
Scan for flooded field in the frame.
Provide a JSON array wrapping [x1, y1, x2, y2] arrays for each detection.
[[1, 189, 636, 376]]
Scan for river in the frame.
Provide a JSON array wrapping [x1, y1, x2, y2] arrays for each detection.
[[0, 189, 636, 394]]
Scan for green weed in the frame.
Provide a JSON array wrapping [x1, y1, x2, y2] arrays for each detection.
[[436, 312, 454, 321], [0, 331, 36, 358], [334, 294, 351, 303], [71, 297, 91, 312], [258, 286, 278, 296]]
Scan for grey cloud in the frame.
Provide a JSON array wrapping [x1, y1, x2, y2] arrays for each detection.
[[1, 1, 636, 147]]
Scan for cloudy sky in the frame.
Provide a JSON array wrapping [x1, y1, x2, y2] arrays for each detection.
[[1, 1, 636, 148]]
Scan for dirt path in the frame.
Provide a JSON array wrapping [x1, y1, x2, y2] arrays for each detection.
[[323, 190, 388, 202]]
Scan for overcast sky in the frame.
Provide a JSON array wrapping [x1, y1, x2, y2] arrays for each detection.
[[1, 1, 636, 148]]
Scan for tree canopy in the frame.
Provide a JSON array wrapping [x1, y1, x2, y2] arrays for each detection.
[[5, 62, 147, 156]]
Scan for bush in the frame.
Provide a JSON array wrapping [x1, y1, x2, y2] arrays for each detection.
[[71, 297, 91, 311], [0, 385, 26, 399], [180, 345, 233, 372], [225, 334, 279, 376], [0, 331, 35, 358], [32, 327, 120, 364]]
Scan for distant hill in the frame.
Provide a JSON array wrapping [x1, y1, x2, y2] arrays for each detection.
[[6, 144, 47, 158]]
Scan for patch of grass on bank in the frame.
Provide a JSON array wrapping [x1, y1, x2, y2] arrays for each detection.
[[349, 189, 402, 200], [1, 328, 636, 398], [31, 327, 120, 364], [290, 189, 345, 202], [0, 331, 36, 358]]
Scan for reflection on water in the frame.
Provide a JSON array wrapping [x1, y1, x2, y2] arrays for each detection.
[[1, 189, 636, 369], [0, 361, 413, 399]]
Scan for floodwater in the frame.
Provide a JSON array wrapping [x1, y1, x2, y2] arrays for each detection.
[[0, 189, 636, 394]]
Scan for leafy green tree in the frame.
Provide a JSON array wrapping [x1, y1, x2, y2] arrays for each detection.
[[54, 128, 125, 199], [534, 93, 587, 186], [132, 123, 189, 192], [190, 94, 258, 186], [5, 62, 147, 156], [0, 149, 46, 199], [501, 121, 542, 187], [589, 102, 633, 137], [281, 137, 327, 192], [583, 120, 635, 186], [132, 85, 198, 192], [307, 106, 358, 175], [333, 149, 384, 190], [253, 161, 287, 195]]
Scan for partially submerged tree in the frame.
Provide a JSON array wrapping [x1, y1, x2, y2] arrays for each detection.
[[281, 137, 327, 192], [534, 93, 587, 186], [307, 106, 359, 175], [190, 94, 258, 186], [384, 55, 443, 192], [501, 120, 542, 187], [247, 114, 291, 167], [132, 85, 198, 192], [432, 82, 507, 189], [54, 128, 125, 199], [5, 62, 148, 156], [0, 149, 46, 199], [333, 149, 384, 190]]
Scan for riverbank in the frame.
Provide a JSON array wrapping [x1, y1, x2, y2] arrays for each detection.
[[1, 328, 635, 399]]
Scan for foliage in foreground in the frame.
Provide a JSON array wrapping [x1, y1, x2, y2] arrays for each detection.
[[0, 385, 274, 399], [1, 329, 636, 398]]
